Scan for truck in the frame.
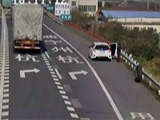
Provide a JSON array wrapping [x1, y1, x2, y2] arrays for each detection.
[[12, 3, 43, 52], [1, 0, 12, 8]]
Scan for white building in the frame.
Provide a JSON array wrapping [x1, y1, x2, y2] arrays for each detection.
[[68, 0, 98, 15], [55, 0, 70, 16], [99, 10, 160, 33]]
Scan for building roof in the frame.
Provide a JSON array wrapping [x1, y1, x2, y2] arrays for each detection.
[[100, 10, 160, 18]]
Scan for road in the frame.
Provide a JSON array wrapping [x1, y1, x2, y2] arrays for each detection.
[[0, 9, 160, 120]]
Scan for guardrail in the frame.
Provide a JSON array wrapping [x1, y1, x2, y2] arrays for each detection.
[[45, 11, 160, 96], [44, 10, 63, 25], [121, 51, 160, 96]]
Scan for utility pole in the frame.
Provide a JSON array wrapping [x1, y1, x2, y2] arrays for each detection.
[[147, 0, 150, 9]]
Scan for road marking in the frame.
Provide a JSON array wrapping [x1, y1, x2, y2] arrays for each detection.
[[130, 112, 154, 120], [70, 113, 79, 119], [53, 78, 59, 81], [45, 51, 50, 59], [41, 53, 80, 119], [3, 94, 9, 97], [64, 100, 72, 105], [67, 106, 75, 112], [51, 74, 57, 78], [61, 95, 69, 100], [0, 8, 10, 120], [55, 82, 61, 85], [44, 24, 123, 120], [59, 90, 66, 94], [57, 86, 63, 90], [20, 68, 40, 78], [69, 70, 88, 80], [55, 68, 62, 79], [2, 105, 9, 109]]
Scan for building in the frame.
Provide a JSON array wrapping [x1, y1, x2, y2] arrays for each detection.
[[54, 0, 70, 16], [98, 10, 160, 32], [68, 0, 98, 15]]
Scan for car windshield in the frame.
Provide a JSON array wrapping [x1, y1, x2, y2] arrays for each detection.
[[95, 45, 109, 50]]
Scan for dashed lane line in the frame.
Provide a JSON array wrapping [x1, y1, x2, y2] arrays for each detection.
[[0, 8, 10, 120], [41, 53, 80, 119]]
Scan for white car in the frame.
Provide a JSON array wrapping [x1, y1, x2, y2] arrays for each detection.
[[88, 42, 112, 60]]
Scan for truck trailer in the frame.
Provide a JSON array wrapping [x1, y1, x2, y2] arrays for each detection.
[[12, 3, 43, 52]]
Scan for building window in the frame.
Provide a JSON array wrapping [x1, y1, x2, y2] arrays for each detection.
[[64, 10, 66, 14], [72, 1, 76, 6], [59, 10, 61, 14]]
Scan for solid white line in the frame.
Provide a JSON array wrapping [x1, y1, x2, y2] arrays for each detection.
[[44, 24, 124, 120], [55, 68, 62, 79], [70, 113, 79, 119], [45, 51, 50, 59]]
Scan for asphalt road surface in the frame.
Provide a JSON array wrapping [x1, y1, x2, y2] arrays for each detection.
[[0, 9, 160, 120]]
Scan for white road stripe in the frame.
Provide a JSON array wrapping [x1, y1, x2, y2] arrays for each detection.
[[52, 74, 57, 78], [55, 82, 61, 85], [4, 81, 9, 84], [2, 105, 9, 109], [67, 106, 75, 112], [64, 100, 72, 105], [53, 78, 59, 81], [3, 94, 9, 97], [44, 24, 124, 120], [70, 113, 79, 119], [47, 66, 52, 69], [2, 111, 9, 116], [57, 86, 63, 90], [61, 95, 69, 99], [3, 84, 9, 88], [3, 89, 9, 93], [55, 68, 62, 79], [49, 68, 53, 71], [45, 52, 50, 59], [50, 71, 55, 74], [59, 90, 66, 94], [3, 99, 9, 103]]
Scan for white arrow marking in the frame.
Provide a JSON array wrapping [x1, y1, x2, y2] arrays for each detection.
[[69, 70, 88, 80], [20, 68, 40, 78]]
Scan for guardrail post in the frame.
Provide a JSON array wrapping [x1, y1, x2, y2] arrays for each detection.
[[142, 67, 144, 80], [149, 74, 152, 86], [135, 64, 142, 83], [158, 90, 160, 96], [117, 43, 121, 62]]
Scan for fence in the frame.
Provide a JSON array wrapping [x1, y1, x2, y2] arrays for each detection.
[[45, 11, 160, 96]]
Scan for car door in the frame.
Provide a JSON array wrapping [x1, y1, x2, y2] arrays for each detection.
[[89, 43, 95, 56], [109, 43, 118, 58]]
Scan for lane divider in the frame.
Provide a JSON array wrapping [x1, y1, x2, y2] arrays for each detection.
[[41, 53, 79, 119], [0, 8, 10, 120]]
